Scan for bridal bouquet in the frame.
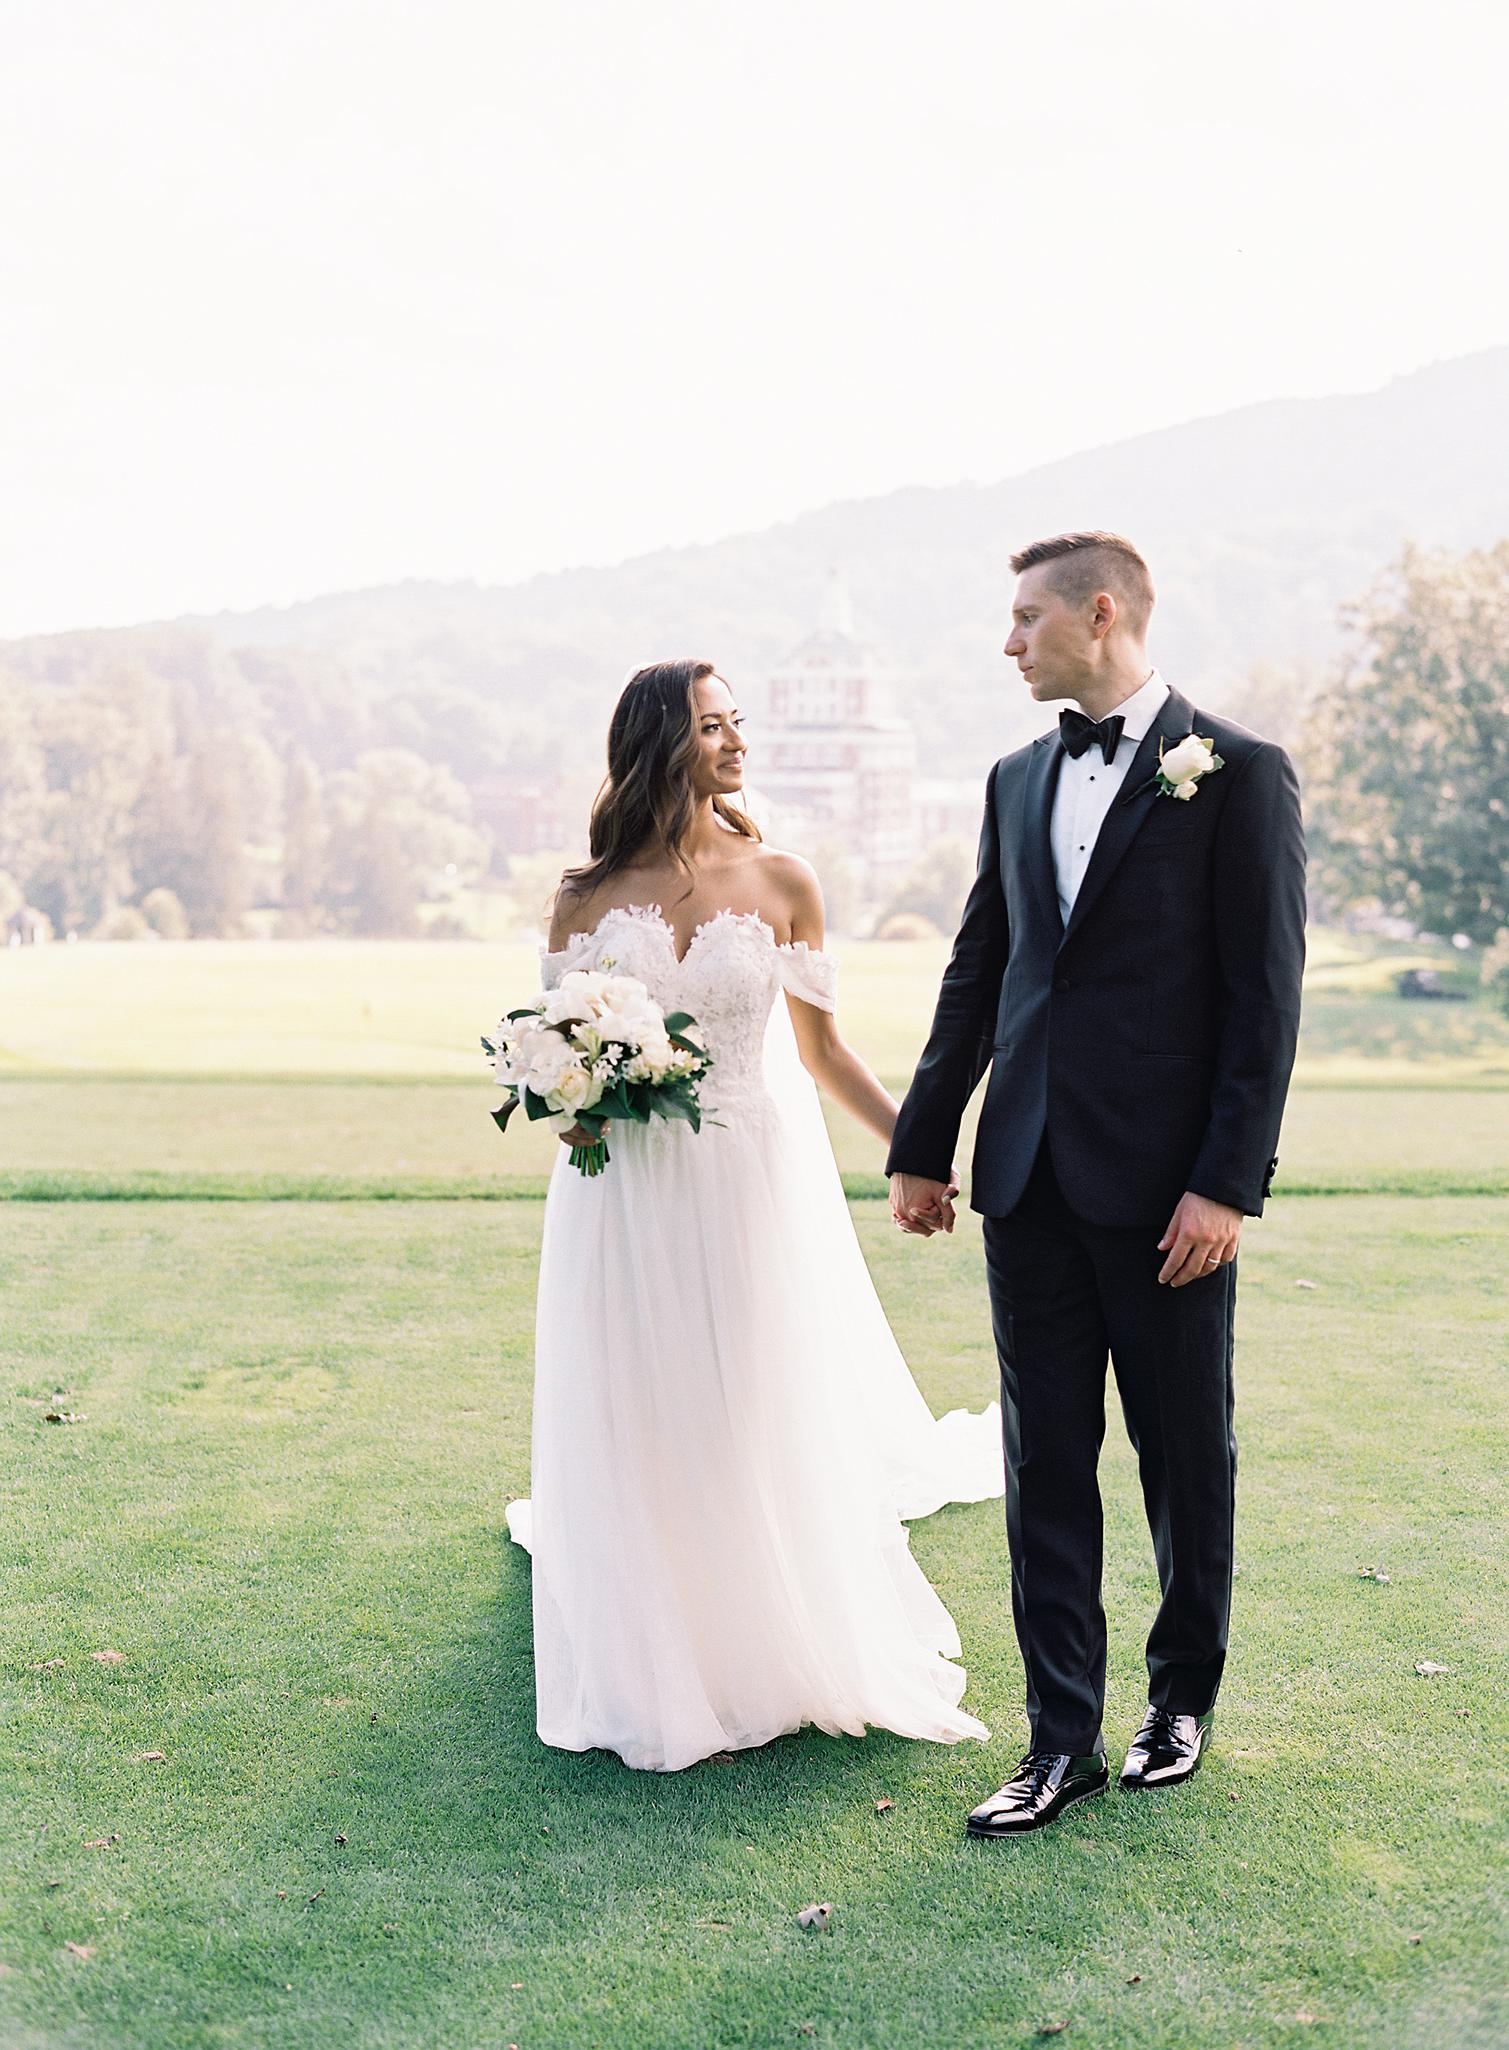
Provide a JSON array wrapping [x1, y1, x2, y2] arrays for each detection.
[[482, 969, 714, 1176]]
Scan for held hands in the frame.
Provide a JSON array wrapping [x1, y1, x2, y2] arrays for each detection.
[[889, 1166, 961, 1238], [1157, 1191, 1243, 1286]]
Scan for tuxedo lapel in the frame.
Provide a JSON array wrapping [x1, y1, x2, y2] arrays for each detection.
[[1057, 687, 1194, 954], [1019, 733, 1064, 937]]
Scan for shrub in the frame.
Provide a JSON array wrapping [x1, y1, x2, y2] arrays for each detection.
[[91, 905, 154, 942], [873, 912, 939, 942], [141, 887, 189, 940]]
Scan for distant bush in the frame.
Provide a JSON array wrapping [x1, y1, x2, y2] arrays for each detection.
[[91, 905, 155, 942], [1481, 931, 1509, 1018], [140, 887, 189, 940], [873, 912, 939, 942]]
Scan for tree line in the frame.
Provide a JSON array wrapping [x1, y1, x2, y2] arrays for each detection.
[[1, 542, 1506, 983]]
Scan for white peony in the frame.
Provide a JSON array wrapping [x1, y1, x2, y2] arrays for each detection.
[[1159, 735, 1215, 784], [525, 1036, 579, 1096]]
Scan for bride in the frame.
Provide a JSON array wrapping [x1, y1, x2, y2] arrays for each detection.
[[504, 658, 1004, 1772]]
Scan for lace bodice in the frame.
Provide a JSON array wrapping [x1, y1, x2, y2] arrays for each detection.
[[540, 904, 837, 1117]]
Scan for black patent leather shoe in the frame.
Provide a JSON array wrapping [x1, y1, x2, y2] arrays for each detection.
[[1118, 1705, 1214, 1790], [965, 1749, 1109, 1836]]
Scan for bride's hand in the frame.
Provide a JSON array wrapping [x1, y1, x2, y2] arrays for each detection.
[[558, 1120, 611, 1146]]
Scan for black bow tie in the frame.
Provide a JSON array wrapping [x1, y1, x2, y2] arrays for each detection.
[[1059, 708, 1126, 765]]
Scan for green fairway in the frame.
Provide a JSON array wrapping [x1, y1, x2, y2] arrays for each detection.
[[3, 1197, 1505, 2050], [3, 1076, 1507, 1200], [4, 934, 1508, 1084]]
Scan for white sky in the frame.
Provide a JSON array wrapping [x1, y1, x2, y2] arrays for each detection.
[[2, 0, 1507, 638]]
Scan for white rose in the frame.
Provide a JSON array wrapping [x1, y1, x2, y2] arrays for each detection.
[[547, 1062, 603, 1113], [634, 1028, 674, 1080], [1173, 778, 1200, 801], [1159, 735, 1214, 784]]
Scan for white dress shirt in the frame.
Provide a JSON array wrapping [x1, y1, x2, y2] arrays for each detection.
[[1049, 668, 1170, 926]]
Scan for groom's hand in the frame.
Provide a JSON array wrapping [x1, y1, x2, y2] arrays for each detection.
[[890, 1167, 960, 1237], [1157, 1191, 1243, 1286]]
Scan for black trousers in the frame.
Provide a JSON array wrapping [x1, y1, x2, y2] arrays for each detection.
[[980, 1131, 1238, 1756]]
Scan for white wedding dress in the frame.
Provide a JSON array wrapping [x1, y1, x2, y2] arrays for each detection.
[[504, 903, 1004, 1772]]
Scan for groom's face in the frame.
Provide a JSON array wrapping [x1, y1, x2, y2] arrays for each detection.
[[1003, 566, 1098, 703]]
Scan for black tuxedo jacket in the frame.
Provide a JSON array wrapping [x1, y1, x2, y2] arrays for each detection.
[[885, 685, 1307, 1225]]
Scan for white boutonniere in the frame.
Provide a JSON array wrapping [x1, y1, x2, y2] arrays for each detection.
[[1155, 733, 1225, 801]]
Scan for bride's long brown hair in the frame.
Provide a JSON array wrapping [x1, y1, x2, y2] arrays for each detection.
[[558, 660, 761, 909]]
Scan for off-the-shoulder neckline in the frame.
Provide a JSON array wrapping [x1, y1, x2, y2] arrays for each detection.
[[542, 902, 830, 971]]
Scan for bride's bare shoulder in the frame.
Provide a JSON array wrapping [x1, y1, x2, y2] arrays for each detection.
[[744, 843, 824, 940], [546, 870, 603, 951]]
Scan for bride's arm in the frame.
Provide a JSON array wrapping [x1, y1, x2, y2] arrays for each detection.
[[776, 858, 900, 1151]]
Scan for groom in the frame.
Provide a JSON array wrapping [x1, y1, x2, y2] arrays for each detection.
[[887, 531, 1306, 1835]]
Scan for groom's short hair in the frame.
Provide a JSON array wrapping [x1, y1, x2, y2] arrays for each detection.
[[1010, 531, 1155, 633]]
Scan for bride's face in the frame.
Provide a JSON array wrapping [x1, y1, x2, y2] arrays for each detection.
[[689, 674, 748, 796]]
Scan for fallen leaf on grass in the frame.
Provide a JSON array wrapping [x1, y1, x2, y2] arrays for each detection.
[[795, 1903, 832, 1932], [1293, 1279, 1319, 1290], [695, 1917, 733, 1930], [90, 1650, 125, 1665], [334, 1833, 347, 1846], [1126, 1973, 1142, 1984], [706, 1752, 737, 1765], [1355, 1565, 1391, 1583], [135, 1751, 166, 1763], [306, 1889, 325, 1905], [30, 1658, 66, 1670], [874, 1797, 894, 1813], [1036, 2025, 1069, 2038], [64, 1942, 93, 1960], [82, 1836, 121, 1849], [44, 1411, 86, 1424], [510, 1981, 523, 1990], [1414, 1660, 1451, 1677], [1295, 2013, 1317, 2026]]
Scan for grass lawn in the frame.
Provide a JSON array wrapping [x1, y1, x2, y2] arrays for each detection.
[[3, 1079, 1509, 1201], [4, 934, 1508, 1084], [3, 1195, 1506, 2050]]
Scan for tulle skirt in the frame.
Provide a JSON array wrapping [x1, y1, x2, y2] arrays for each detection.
[[506, 1075, 1004, 1773]]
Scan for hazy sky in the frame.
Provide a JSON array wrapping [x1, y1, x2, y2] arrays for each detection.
[[3, 0, 1507, 637]]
